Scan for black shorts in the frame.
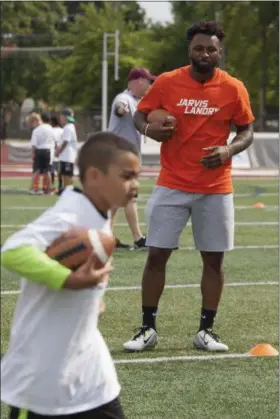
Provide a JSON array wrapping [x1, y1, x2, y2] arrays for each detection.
[[60, 161, 74, 177], [34, 149, 51, 174], [9, 397, 125, 419]]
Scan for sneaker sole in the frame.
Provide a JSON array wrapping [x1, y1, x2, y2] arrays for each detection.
[[124, 342, 158, 353], [193, 343, 229, 352]]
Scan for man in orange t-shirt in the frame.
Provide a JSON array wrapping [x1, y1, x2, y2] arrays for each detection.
[[123, 21, 254, 353]]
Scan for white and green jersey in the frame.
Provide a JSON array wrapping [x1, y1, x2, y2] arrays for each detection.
[[1, 187, 120, 415]]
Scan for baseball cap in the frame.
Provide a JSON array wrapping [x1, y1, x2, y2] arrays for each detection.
[[128, 68, 157, 82], [61, 108, 75, 123]]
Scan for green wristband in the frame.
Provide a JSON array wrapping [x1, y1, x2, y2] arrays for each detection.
[[1, 246, 71, 290]]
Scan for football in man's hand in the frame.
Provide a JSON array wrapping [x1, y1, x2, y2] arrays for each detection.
[[147, 109, 177, 128], [46, 229, 116, 270]]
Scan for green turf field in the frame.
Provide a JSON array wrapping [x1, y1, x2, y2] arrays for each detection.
[[1, 178, 279, 419]]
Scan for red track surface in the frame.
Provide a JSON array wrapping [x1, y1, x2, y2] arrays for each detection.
[[0, 144, 160, 178], [1, 144, 31, 177], [1, 144, 278, 179]]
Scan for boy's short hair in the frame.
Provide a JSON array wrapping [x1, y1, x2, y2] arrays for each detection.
[[41, 112, 51, 123], [50, 115, 60, 127], [78, 132, 138, 183], [26, 112, 41, 124]]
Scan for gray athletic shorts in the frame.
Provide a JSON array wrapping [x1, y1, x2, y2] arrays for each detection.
[[146, 186, 234, 252]]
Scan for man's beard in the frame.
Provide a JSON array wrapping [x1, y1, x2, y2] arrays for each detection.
[[190, 58, 217, 74]]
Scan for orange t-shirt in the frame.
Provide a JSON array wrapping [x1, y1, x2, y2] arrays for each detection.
[[137, 66, 255, 194]]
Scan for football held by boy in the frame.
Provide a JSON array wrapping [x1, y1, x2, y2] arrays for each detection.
[[1, 132, 140, 419]]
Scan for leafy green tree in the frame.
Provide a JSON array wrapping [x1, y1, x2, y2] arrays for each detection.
[[45, 2, 150, 108], [62, 1, 146, 30], [1, 1, 67, 103], [1, 1, 66, 45]]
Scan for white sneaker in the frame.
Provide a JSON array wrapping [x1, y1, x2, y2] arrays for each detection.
[[29, 189, 43, 195], [193, 329, 229, 352], [123, 326, 158, 352]]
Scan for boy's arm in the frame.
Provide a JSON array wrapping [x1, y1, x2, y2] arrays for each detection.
[[30, 130, 37, 160], [1, 208, 112, 290], [57, 127, 71, 156], [1, 245, 112, 290], [1, 246, 71, 289]]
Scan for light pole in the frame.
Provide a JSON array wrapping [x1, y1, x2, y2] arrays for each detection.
[[102, 30, 120, 131]]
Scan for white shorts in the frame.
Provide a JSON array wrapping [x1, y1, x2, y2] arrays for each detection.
[[146, 186, 234, 252]]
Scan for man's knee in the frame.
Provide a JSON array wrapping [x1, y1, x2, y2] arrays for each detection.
[[146, 247, 173, 269], [201, 251, 224, 273]]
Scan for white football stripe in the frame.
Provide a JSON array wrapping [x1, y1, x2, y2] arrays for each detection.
[[88, 230, 108, 265]]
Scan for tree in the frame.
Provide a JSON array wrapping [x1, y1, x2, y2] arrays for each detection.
[[1, 1, 66, 45], [44, 2, 151, 108], [0, 0, 149, 105], [1, 1, 67, 104], [61, 1, 146, 30]]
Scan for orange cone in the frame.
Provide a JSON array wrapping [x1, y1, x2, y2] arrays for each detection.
[[249, 343, 279, 356], [253, 202, 265, 208]]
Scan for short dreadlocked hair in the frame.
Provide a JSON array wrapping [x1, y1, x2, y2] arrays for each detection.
[[186, 21, 226, 43]]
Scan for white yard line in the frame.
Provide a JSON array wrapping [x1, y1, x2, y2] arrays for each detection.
[[137, 193, 279, 199], [178, 244, 279, 250], [114, 353, 255, 365], [0, 186, 278, 199], [1, 222, 278, 229], [0, 244, 277, 251], [1, 281, 278, 296], [3, 205, 278, 211], [107, 281, 278, 291], [178, 245, 278, 250]]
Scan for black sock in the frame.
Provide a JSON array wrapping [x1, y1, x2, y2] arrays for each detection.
[[142, 306, 158, 331], [58, 175, 63, 190], [199, 309, 216, 331], [51, 172, 55, 185]]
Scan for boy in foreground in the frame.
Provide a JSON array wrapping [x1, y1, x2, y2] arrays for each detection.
[[1, 132, 140, 419]]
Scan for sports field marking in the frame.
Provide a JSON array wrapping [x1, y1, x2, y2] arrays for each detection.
[[1, 222, 279, 229], [177, 245, 278, 250], [108, 281, 278, 291], [181, 245, 278, 250], [3, 205, 279, 211], [114, 353, 256, 365], [1, 281, 278, 296], [140, 192, 279, 198], [0, 244, 277, 251], [0, 186, 278, 199]]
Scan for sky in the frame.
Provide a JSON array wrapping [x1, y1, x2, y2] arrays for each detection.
[[138, 1, 173, 24]]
